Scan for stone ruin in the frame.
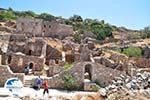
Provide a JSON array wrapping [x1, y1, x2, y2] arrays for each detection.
[[16, 17, 73, 39], [0, 17, 150, 92]]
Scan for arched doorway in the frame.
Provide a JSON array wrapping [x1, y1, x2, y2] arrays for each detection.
[[84, 64, 93, 82], [29, 62, 33, 69], [7, 55, 12, 64], [28, 50, 32, 55], [28, 62, 34, 74]]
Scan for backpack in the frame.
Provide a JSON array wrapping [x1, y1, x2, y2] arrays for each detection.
[[36, 78, 42, 84]]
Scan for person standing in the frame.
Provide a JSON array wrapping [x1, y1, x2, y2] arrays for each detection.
[[35, 76, 42, 90], [43, 79, 49, 96]]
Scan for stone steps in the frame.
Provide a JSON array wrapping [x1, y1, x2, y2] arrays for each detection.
[[24, 79, 33, 87]]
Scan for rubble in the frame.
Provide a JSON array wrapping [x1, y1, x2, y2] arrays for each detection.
[[99, 71, 150, 99]]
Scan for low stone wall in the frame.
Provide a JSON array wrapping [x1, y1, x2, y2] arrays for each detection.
[[0, 65, 24, 87], [133, 58, 150, 68], [25, 62, 125, 89]]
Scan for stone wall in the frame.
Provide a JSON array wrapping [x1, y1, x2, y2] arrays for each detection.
[[16, 17, 73, 38], [8, 36, 46, 57], [43, 20, 73, 39], [24, 38, 46, 57], [16, 17, 43, 37], [8, 54, 45, 73], [24, 62, 125, 89], [0, 65, 24, 87], [132, 57, 150, 68], [71, 62, 125, 87], [45, 45, 62, 65]]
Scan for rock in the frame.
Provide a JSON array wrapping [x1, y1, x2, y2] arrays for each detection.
[[87, 41, 95, 50], [99, 88, 107, 97], [0, 26, 12, 33]]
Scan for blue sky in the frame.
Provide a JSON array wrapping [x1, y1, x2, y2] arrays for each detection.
[[0, 0, 150, 30]]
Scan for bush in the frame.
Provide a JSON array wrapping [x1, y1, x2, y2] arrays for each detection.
[[63, 74, 77, 90], [122, 47, 142, 57], [73, 33, 81, 43], [64, 62, 73, 70], [91, 84, 100, 92], [128, 32, 141, 39]]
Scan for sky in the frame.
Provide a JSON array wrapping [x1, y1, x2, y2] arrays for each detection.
[[0, 0, 150, 30]]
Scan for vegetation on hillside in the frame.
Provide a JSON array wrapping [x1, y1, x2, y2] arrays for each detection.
[[0, 7, 149, 41], [0, 8, 113, 40], [122, 47, 142, 57]]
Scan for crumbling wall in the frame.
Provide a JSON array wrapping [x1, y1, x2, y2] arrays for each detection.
[[25, 39, 46, 57], [16, 17, 43, 36], [43, 20, 73, 39], [71, 62, 125, 87], [45, 45, 62, 65], [133, 57, 150, 68], [9, 54, 45, 73], [0, 65, 24, 86]]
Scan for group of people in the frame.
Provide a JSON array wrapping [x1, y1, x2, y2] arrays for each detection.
[[33, 76, 49, 96]]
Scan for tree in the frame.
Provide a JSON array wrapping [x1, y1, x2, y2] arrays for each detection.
[[0, 10, 16, 20], [141, 26, 150, 38], [38, 13, 55, 21], [69, 15, 83, 22]]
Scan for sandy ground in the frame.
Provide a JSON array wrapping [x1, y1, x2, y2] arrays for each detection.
[[0, 87, 103, 100]]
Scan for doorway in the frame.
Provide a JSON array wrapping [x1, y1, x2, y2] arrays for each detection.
[[84, 64, 92, 82], [29, 62, 34, 69]]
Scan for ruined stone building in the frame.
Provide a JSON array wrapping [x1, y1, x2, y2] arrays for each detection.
[[16, 17, 73, 39], [0, 17, 74, 74]]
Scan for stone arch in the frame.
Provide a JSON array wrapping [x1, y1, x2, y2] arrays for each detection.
[[84, 64, 93, 81]]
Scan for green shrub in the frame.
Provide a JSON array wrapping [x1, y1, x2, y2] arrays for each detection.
[[63, 74, 77, 90], [64, 62, 73, 70], [122, 47, 142, 57], [91, 84, 100, 92], [73, 33, 81, 43]]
